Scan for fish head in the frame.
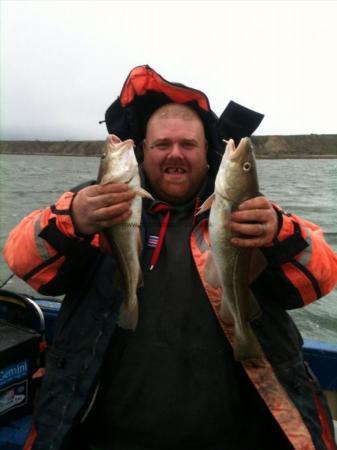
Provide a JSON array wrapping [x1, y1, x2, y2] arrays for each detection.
[[215, 137, 259, 205], [97, 135, 138, 185]]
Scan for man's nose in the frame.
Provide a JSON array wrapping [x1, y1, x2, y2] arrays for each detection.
[[168, 142, 184, 158]]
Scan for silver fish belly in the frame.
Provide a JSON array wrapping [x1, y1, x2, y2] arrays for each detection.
[[209, 193, 263, 361], [202, 137, 264, 361], [98, 135, 152, 330]]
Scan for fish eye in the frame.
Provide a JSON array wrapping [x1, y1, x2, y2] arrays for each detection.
[[101, 153, 106, 160], [242, 162, 252, 172]]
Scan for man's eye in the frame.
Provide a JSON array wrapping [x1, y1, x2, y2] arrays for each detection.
[[182, 142, 196, 150], [155, 142, 170, 150]]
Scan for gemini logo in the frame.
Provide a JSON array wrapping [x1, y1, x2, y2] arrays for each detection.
[[0, 360, 28, 388]]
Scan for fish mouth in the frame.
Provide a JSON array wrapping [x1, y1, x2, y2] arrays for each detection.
[[227, 137, 250, 160]]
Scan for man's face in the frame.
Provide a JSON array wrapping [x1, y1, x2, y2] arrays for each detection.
[[143, 110, 208, 204]]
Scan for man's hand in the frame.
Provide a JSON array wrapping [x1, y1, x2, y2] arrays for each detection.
[[230, 196, 278, 247], [71, 183, 136, 235]]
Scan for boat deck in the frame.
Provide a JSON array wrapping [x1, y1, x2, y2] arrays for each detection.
[[1, 291, 337, 448]]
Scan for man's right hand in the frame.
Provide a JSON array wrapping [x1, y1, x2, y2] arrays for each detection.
[[71, 183, 136, 235]]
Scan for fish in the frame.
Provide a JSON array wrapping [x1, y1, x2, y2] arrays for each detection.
[[198, 137, 265, 361], [97, 134, 153, 330]]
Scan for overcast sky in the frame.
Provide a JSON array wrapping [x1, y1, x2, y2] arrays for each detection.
[[1, 0, 336, 140]]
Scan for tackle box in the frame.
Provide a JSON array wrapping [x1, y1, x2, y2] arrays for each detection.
[[0, 319, 41, 425]]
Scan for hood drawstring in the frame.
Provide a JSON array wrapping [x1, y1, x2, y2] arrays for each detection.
[[149, 204, 172, 270], [148, 198, 201, 271]]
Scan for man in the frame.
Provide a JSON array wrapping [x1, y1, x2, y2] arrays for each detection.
[[3, 65, 337, 450]]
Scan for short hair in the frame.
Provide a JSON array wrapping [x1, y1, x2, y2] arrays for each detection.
[[146, 103, 204, 131]]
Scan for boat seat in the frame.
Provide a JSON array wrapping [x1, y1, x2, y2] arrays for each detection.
[[0, 288, 45, 336]]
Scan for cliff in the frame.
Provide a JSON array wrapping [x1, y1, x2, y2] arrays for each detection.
[[251, 134, 337, 158], [1, 134, 337, 158], [0, 140, 103, 157]]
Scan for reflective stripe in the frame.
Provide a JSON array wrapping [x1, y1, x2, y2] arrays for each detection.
[[284, 227, 322, 302], [290, 259, 322, 301], [34, 213, 52, 262], [23, 253, 65, 284], [293, 230, 322, 300], [297, 235, 312, 266], [297, 226, 313, 267]]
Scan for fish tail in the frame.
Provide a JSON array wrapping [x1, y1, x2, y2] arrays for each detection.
[[117, 294, 139, 331], [233, 325, 263, 361]]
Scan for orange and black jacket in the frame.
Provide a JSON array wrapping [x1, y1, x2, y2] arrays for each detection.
[[3, 65, 337, 449], [3, 178, 337, 450]]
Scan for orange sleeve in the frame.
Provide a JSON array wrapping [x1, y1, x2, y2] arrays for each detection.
[[261, 205, 337, 306], [3, 191, 100, 294]]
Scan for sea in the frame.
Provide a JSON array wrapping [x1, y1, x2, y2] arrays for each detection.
[[0, 154, 337, 344]]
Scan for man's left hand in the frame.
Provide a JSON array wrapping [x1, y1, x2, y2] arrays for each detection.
[[230, 196, 278, 247]]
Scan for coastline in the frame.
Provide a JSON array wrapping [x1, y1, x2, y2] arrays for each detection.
[[1, 134, 337, 158], [1, 152, 336, 159]]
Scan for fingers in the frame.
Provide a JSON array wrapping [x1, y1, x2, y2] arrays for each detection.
[[230, 221, 267, 237], [89, 188, 136, 210], [231, 229, 269, 248], [87, 182, 135, 199], [230, 196, 278, 247], [95, 210, 133, 230], [91, 201, 133, 225], [235, 196, 270, 211], [71, 183, 136, 235]]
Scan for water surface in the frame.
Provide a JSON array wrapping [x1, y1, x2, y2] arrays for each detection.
[[1, 154, 336, 343]]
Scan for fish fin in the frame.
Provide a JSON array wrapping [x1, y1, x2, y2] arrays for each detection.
[[230, 248, 262, 322], [195, 193, 215, 215], [133, 187, 154, 200], [108, 134, 122, 144], [118, 295, 139, 331], [231, 277, 261, 324], [230, 286, 262, 361], [204, 252, 222, 289], [219, 294, 234, 323], [233, 324, 263, 361], [248, 249, 267, 282]]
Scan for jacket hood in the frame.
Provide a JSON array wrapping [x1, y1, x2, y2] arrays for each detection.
[[103, 65, 264, 178]]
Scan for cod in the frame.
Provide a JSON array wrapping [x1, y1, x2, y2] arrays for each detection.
[[97, 135, 152, 330], [199, 137, 264, 361]]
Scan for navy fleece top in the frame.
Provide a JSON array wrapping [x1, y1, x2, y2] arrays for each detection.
[[84, 201, 274, 450]]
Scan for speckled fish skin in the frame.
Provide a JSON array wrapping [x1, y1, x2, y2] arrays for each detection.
[[208, 137, 263, 361], [97, 135, 152, 330]]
